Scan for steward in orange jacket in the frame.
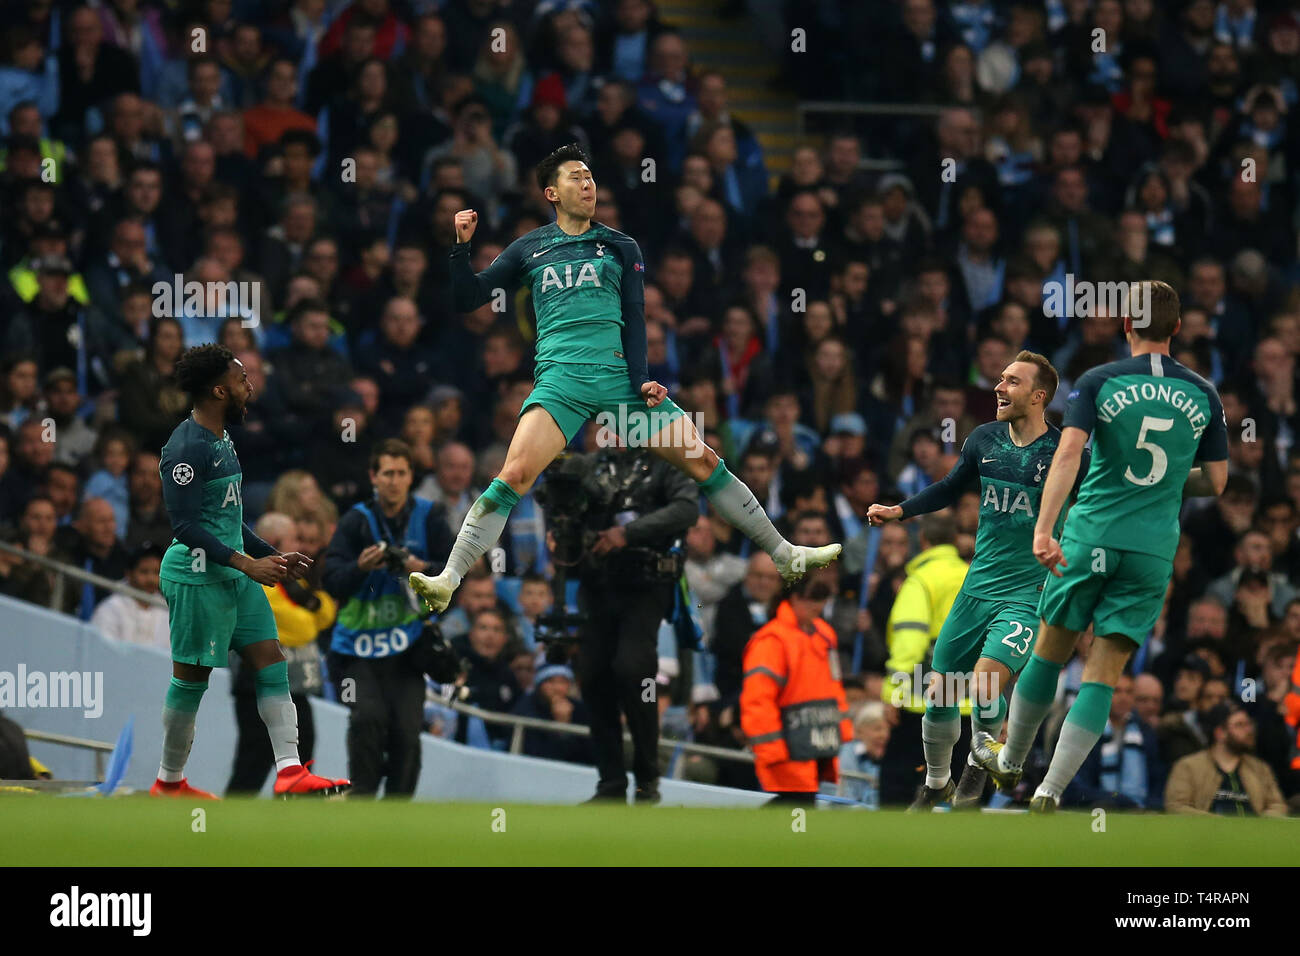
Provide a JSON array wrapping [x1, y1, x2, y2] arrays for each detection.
[[1285, 647, 1300, 771], [741, 573, 853, 798]]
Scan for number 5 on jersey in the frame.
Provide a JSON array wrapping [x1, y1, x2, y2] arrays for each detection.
[[1125, 415, 1174, 486]]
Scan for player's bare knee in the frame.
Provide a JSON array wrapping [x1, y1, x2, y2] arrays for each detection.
[[1036, 623, 1078, 662], [244, 640, 285, 669], [495, 459, 536, 494], [1082, 634, 1134, 685], [973, 660, 1010, 700], [680, 442, 719, 481], [173, 662, 211, 682]]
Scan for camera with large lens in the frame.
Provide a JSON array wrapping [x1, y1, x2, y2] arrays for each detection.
[[406, 619, 462, 684], [534, 451, 684, 591], [379, 542, 412, 576], [532, 457, 593, 568]]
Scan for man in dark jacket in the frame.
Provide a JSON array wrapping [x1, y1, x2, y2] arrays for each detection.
[[355, 297, 442, 422], [569, 440, 700, 803], [511, 663, 593, 764], [711, 552, 783, 706], [321, 439, 453, 796], [5, 256, 127, 393], [266, 298, 353, 434], [451, 607, 520, 745]]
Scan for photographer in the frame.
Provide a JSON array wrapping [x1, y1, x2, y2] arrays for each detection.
[[547, 431, 698, 803], [323, 439, 456, 797]]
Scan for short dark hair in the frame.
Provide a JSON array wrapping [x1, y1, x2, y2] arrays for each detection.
[[920, 511, 956, 546], [175, 344, 236, 400], [287, 297, 330, 326], [535, 143, 591, 198], [1128, 279, 1181, 341], [128, 542, 165, 566], [42, 462, 79, 487], [187, 53, 220, 77], [1013, 349, 1059, 403], [370, 438, 415, 472], [279, 128, 322, 156], [128, 160, 162, 180], [22, 493, 55, 516], [1202, 701, 1246, 737], [791, 509, 830, 529]]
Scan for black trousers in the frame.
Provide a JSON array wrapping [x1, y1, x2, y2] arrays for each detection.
[[338, 653, 426, 798], [879, 709, 974, 805], [768, 791, 817, 807], [578, 580, 673, 795], [227, 692, 316, 794]]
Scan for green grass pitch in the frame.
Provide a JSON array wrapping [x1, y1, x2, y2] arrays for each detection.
[[2, 797, 1296, 866]]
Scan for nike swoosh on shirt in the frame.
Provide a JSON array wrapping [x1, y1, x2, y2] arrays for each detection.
[[981, 457, 997, 463], [532, 248, 552, 258]]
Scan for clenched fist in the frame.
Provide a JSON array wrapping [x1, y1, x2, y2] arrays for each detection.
[[866, 503, 903, 526], [454, 209, 478, 244]]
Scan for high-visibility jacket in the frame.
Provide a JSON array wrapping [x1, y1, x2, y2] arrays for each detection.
[[1285, 649, 1300, 771], [9, 261, 90, 305], [741, 601, 853, 793], [885, 544, 969, 714], [263, 579, 336, 648]]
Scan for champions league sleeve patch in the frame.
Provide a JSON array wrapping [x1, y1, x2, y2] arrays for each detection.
[[633, 262, 645, 272], [172, 463, 195, 485]]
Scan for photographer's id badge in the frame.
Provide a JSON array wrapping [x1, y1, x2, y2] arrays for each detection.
[[615, 510, 639, 526]]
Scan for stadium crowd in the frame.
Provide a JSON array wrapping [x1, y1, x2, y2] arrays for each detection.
[[0, 0, 1297, 809]]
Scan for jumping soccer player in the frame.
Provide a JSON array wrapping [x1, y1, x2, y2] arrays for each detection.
[[154, 344, 349, 798], [868, 351, 1087, 810], [971, 282, 1228, 811], [409, 143, 840, 614]]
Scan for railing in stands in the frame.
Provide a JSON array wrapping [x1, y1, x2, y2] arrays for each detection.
[[0, 539, 167, 612], [435, 696, 875, 785], [1, 542, 873, 796], [21, 728, 113, 781]]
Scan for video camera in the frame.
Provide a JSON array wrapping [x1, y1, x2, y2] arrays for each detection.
[[529, 452, 684, 651], [532, 451, 679, 575], [407, 619, 463, 685]]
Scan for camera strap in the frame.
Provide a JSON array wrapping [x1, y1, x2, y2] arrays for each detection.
[[367, 495, 407, 548], [356, 499, 420, 612]]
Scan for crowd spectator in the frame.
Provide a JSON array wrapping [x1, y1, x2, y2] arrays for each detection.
[[1063, 674, 1166, 810], [0, 0, 1293, 812], [87, 542, 169, 652], [1165, 702, 1289, 815]]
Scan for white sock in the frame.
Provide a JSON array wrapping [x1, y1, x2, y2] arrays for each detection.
[[444, 485, 518, 580], [922, 713, 961, 789], [159, 706, 197, 782], [257, 693, 302, 773], [700, 467, 790, 560]]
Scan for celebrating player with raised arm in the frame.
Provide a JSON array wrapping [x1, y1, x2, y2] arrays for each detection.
[[409, 144, 840, 614], [154, 345, 349, 799], [971, 281, 1229, 812], [868, 351, 1087, 810]]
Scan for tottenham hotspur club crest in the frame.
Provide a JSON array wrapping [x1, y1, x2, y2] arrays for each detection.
[[172, 462, 194, 485], [1034, 461, 1046, 483], [595, 241, 605, 257]]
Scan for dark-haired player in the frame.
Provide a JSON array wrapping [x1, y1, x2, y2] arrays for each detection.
[[868, 350, 1087, 810], [972, 281, 1229, 811], [409, 144, 840, 614], [154, 344, 349, 798]]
